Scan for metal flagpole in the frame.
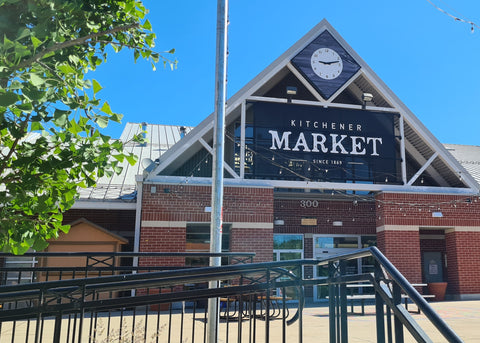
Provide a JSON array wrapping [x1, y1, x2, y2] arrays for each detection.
[[207, 0, 228, 342]]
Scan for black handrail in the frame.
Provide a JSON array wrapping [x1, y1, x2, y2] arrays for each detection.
[[0, 248, 464, 343], [305, 247, 463, 343]]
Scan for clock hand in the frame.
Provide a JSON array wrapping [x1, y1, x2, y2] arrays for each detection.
[[318, 60, 340, 65]]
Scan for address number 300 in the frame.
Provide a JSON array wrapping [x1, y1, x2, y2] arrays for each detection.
[[300, 200, 319, 208]]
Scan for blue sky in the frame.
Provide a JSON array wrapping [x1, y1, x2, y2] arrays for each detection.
[[91, 1, 480, 146]]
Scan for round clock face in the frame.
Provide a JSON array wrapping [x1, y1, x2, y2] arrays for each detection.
[[310, 48, 343, 80]]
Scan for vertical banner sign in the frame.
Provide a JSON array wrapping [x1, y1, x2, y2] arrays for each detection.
[[252, 102, 398, 183]]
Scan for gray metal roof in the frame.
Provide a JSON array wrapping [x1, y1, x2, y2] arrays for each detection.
[[76, 123, 192, 203], [444, 144, 480, 185]]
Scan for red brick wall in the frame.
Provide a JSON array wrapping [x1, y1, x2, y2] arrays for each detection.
[[376, 193, 480, 227], [446, 231, 480, 295], [273, 198, 377, 235], [139, 226, 186, 267], [141, 184, 273, 223], [377, 193, 480, 297], [377, 229, 422, 283], [139, 184, 274, 264], [230, 228, 273, 262]]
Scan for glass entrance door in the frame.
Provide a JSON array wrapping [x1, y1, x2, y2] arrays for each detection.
[[312, 235, 361, 301], [273, 234, 303, 298]]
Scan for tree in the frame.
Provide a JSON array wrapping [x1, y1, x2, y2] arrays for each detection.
[[0, 0, 175, 254]]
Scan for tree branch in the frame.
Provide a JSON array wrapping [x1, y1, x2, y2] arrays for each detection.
[[15, 23, 140, 71]]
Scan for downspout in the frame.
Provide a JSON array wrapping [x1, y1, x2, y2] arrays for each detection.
[[132, 174, 144, 296]]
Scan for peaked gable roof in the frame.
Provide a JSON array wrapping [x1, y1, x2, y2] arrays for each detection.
[[145, 19, 478, 195]]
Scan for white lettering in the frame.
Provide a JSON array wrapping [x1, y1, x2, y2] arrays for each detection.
[[350, 136, 366, 155], [268, 130, 383, 157], [269, 130, 292, 150], [311, 133, 328, 153], [366, 137, 382, 156], [330, 134, 348, 154], [292, 132, 311, 152]]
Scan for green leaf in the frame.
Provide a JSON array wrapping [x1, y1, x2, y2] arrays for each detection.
[[0, 92, 19, 106], [92, 79, 103, 94], [96, 115, 109, 128], [32, 238, 49, 252], [23, 88, 46, 101], [31, 121, 44, 131], [100, 101, 113, 115], [30, 73, 45, 86], [53, 109, 69, 127], [3, 35, 14, 50], [125, 154, 138, 165], [59, 225, 71, 234], [31, 35, 42, 49], [109, 112, 123, 123], [15, 28, 31, 41], [143, 19, 152, 31]]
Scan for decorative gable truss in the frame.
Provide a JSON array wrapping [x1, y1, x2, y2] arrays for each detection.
[[146, 19, 479, 195]]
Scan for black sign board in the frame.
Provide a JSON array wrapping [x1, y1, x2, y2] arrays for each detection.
[[251, 102, 398, 183]]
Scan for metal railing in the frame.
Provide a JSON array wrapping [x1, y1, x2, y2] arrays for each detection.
[[0, 248, 463, 343]]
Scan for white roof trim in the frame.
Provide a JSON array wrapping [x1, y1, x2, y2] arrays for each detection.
[[144, 175, 476, 195], [72, 200, 136, 210]]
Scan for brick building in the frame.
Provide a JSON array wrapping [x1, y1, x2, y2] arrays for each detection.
[[71, 20, 480, 301]]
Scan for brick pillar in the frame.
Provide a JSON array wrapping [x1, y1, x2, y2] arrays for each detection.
[[376, 229, 422, 283], [445, 229, 480, 298], [230, 227, 273, 263], [139, 226, 186, 267]]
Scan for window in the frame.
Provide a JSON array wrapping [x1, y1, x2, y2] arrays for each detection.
[[274, 234, 303, 250], [185, 224, 230, 267], [273, 234, 304, 298]]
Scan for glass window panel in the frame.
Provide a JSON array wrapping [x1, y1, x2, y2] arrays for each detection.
[[280, 252, 302, 261], [273, 234, 303, 250], [315, 236, 358, 249]]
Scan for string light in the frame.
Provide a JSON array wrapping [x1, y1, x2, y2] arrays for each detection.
[[426, 0, 480, 33], [164, 129, 479, 211]]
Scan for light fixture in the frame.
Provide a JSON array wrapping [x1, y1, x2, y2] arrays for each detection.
[[286, 86, 297, 103], [332, 221, 343, 227], [286, 86, 297, 95], [274, 219, 285, 225], [432, 212, 443, 218], [362, 92, 373, 102], [179, 126, 186, 139], [362, 92, 373, 109]]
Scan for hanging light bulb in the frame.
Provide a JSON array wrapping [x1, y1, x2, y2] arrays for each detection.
[[272, 155, 275, 161], [421, 177, 424, 184]]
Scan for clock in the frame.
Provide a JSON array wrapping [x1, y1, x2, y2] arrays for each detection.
[[310, 48, 343, 80], [291, 30, 360, 99]]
